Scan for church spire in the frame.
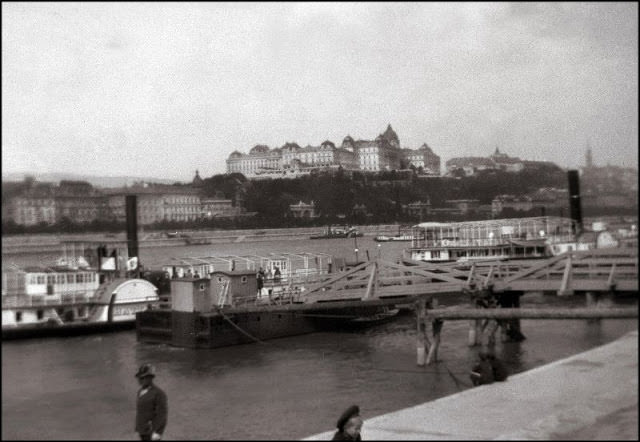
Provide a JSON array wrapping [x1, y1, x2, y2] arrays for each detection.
[[586, 141, 593, 168], [192, 169, 204, 187]]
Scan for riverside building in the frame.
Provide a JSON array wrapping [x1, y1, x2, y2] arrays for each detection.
[[2, 172, 244, 227]]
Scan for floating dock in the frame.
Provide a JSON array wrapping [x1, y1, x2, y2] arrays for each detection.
[[137, 248, 638, 349], [304, 329, 638, 440]]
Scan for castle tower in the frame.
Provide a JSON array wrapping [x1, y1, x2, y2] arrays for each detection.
[[380, 124, 400, 148]]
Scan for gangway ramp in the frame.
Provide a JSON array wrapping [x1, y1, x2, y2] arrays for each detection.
[[300, 247, 637, 306], [301, 259, 471, 304]]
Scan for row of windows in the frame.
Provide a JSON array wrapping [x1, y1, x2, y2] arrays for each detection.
[[16, 200, 55, 206], [28, 273, 96, 285], [14, 307, 89, 322]]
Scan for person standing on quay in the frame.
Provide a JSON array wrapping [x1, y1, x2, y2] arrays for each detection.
[[332, 405, 363, 441], [274, 266, 281, 283], [135, 364, 168, 441]]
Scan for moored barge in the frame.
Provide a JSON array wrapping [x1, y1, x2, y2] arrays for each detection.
[[136, 268, 399, 349]]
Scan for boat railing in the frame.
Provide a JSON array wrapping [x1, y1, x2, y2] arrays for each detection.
[[413, 238, 508, 248], [2, 292, 94, 308], [262, 270, 328, 286], [412, 234, 577, 249]]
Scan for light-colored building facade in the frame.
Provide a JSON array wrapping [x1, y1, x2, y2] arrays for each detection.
[[11, 194, 57, 226], [104, 184, 202, 224], [490, 148, 524, 172], [226, 145, 283, 177], [446, 149, 525, 176], [445, 157, 496, 176], [289, 200, 319, 218], [201, 195, 239, 218], [55, 181, 106, 224], [226, 124, 435, 178], [2, 174, 247, 227], [402, 200, 431, 219], [491, 195, 534, 216], [404, 143, 441, 174]]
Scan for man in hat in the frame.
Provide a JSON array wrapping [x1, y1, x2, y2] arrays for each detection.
[[135, 364, 168, 440], [470, 348, 507, 386], [332, 405, 363, 441]]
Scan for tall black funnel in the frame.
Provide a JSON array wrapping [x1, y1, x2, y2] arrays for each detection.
[[125, 194, 139, 260], [567, 170, 583, 235]]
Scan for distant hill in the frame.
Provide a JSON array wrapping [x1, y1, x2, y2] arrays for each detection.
[[1, 172, 180, 188]]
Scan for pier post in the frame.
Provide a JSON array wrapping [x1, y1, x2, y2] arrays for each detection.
[[468, 319, 479, 346], [585, 291, 597, 307], [585, 291, 603, 324], [416, 299, 428, 366], [597, 291, 615, 308], [467, 285, 481, 347], [502, 291, 525, 341], [426, 318, 443, 365]]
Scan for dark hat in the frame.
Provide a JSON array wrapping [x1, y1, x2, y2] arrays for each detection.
[[336, 405, 360, 431], [135, 363, 156, 378]]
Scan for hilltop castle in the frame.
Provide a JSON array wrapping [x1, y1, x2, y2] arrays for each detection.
[[226, 124, 441, 179]]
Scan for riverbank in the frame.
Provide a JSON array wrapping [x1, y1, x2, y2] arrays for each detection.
[[1, 224, 400, 254], [304, 329, 638, 440]]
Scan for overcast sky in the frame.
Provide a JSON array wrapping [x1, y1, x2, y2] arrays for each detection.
[[2, 2, 638, 181]]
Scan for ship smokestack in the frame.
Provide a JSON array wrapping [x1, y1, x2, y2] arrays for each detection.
[[125, 194, 139, 261], [567, 170, 583, 235]]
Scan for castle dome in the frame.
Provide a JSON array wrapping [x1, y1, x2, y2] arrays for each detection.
[[192, 170, 204, 187]]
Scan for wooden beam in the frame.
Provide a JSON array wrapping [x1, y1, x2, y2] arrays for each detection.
[[380, 260, 469, 284], [364, 260, 377, 299], [426, 307, 638, 320], [558, 254, 573, 296], [302, 260, 372, 297]]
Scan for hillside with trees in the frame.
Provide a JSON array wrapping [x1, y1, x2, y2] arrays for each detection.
[[2, 165, 591, 234]]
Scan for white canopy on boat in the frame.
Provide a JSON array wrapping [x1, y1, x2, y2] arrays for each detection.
[[415, 222, 447, 228]]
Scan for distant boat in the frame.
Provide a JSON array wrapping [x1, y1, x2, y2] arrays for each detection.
[[310, 225, 363, 239], [375, 225, 414, 242], [185, 237, 212, 245], [403, 216, 578, 264], [374, 234, 414, 242]]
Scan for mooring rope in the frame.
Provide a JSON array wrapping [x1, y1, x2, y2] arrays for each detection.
[[216, 308, 273, 346], [442, 361, 471, 389], [215, 307, 472, 388]]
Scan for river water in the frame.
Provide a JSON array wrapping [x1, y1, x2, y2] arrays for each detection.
[[2, 236, 637, 440]]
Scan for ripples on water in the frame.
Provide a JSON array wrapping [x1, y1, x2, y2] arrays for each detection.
[[3, 314, 636, 440], [2, 238, 638, 440]]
